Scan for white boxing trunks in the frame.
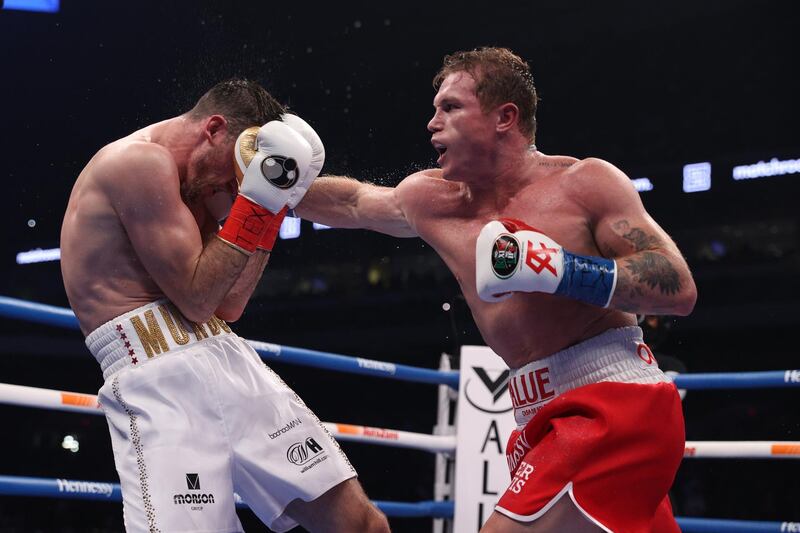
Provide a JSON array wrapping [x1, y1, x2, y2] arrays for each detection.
[[86, 300, 356, 533]]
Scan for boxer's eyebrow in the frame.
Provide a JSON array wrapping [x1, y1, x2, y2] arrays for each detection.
[[433, 97, 460, 109]]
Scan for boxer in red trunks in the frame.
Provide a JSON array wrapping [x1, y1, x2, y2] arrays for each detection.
[[295, 47, 697, 531], [498, 329, 685, 532]]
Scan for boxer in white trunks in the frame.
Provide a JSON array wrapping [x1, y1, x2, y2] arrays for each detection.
[[294, 48, 697, 532], [60, 79, 389, 533]]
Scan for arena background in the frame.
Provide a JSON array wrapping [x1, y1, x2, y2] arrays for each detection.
[[1, 1, 798, 531]]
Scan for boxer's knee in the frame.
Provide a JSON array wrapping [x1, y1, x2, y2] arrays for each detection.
[[359, 504, 390, 533], [285, 477, 388, 533], [481, 496, 604, 532]]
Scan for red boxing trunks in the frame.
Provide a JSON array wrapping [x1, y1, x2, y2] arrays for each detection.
[[497, 327, 684, 533]]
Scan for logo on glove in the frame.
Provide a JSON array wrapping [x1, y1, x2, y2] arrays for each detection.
[[492, 235, 520, 278], [261, 155, 299, 189]]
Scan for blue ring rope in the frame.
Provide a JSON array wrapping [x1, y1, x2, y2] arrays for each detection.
[[0, 296, 459, 389], [0, 475, 450, 518], [0, 296, 80, 329], [672, 371, 800, 390], [0, 475, 795, 528], [676, 517, 795, 532], [2, 295, 800, 392]]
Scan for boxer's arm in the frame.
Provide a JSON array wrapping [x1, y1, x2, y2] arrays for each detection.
[[214, 250, 270, 322], [104, 143, 253, 323], [295, 175, 417, 237], [578, 159, 697, 315], [198, 219, 270, 323]]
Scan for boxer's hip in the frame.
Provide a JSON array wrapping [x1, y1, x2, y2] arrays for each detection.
[[85, 299, 236, 381], [509, 326, 670, 427]]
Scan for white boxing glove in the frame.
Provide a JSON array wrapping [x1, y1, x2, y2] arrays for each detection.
[[217, 121, 312, 254], [281, 113, 325, 208], [475, 218, 617, 307], [236, 120, 313, 214]]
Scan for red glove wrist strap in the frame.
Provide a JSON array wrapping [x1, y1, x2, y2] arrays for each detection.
[[258, 206, 288, 252], [217, 195, 277, 254]]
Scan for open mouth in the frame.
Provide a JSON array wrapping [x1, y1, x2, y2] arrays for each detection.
[[433, 142, 447, 164]]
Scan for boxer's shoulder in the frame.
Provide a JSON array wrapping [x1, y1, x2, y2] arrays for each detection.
[[398, 168, 443, 187], [530, 156, 637, 215], [397, 168, 461, 197], [557, 157, 629, 190], [106, 139, 175, 173], [396, 168, 466, 218], [89, 139, 178, 196]]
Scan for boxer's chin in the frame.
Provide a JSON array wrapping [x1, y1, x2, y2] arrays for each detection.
[[181, 176, 216, 203], [180, 179, 201, 203], [183, 150, 217, 202]]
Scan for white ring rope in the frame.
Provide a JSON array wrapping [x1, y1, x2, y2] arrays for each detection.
[[2, 382, 798, 459], [0, 383, 100, 413], [683, 441, 800, 460], [323, 422, 456, 453], [0, 382, 456, 454]]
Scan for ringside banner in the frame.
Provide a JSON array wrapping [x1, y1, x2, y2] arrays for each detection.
[[454, 346, 516, 532]]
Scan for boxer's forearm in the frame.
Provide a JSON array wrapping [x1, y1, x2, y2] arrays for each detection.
[[608, 249, 697, 316], [294, 176, 365, 228], [215, 249, 270, 322], [296, 176, 416, 237], [171, 237, 250, 323]]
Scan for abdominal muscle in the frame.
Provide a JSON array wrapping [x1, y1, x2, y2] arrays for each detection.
[[464, 288, 635, 369]]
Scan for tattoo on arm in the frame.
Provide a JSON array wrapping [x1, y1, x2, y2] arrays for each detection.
[[600, 242, 619, 258], [537, 161, 575, 168], [612, 220, 659, 252], [608, 220, 684, 304], [624, 252, 682, 296]]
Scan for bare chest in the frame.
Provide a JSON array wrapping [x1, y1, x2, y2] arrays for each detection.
[[412, 184, 593, 290]]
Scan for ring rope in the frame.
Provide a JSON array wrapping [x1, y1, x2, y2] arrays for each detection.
[[3, 296, 799, 391], [673, 370, 800, 390], [0, 475, 795, 530], [0, 475, 452, 518], [2, 382, 798, 459], [2, 294, 799, 526], [0, 382, 457, 454], [675, 517, 799, 533], [0, 296, 459, 389], [326, 422, 456, 453]]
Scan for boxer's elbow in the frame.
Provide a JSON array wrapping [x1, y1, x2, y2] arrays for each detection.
[[673, 277, 697, 316], [214, 302, 245, 323], [173, 296, 218, 325]]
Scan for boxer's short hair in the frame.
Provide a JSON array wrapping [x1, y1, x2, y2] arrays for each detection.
[[188, 79, 286, 138], [433, 47, 539, 143]]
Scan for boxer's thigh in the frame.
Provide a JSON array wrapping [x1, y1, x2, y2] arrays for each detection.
[[212, 338, 359, 531], [99, 354, 241, 533]]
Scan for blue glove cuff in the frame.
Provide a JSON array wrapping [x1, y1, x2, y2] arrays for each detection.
[[554, 250, 617, 307]]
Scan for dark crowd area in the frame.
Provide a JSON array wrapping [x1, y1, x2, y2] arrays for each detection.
[[1, 0, 799, 531]]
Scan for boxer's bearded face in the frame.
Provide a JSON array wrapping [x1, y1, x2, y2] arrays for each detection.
[[183, 142, 236, 203]]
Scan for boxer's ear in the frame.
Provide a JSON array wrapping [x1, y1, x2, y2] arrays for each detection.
[[495, 102, 519, 134], [204, 115, 228, 144]]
